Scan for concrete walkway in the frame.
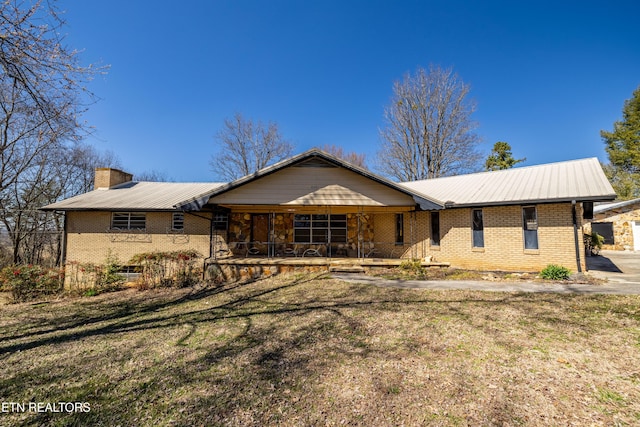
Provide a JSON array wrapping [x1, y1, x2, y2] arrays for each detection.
[[332, 250, 640, 295]]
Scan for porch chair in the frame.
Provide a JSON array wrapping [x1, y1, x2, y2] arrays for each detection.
[[364, 242, 379, 258], [284, 244, 300, 257], [302, 244, 327, 257]]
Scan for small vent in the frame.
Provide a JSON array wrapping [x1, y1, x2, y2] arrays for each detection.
[[295, 158, 337, 168]]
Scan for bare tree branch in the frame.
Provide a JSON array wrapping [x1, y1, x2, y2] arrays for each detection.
[[377, 65, 481, 181], [210, 112, 293, 181]]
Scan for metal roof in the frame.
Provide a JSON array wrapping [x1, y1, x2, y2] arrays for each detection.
[[400, 157, 617, 208], [41, 181, 225, 211], [594, 197, 640, 214], [42, 155, 616, 212]]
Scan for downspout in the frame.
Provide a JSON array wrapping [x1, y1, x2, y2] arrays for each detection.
[[327, 206, 332, 261], [357, 211, 361, 259], [206, 211, 214, 281], [61, 212, 67, 266], [413, 211, 417, 259], [572, 200, 582, 273], [269, 211, 274, 258]]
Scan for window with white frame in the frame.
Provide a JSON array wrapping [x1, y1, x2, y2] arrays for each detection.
[[111, 212, 146, 230], [293, 214, 347, 243], [213, 212, 228, 231], [522, 206, 539, 250], [172, 212, 184, 230]]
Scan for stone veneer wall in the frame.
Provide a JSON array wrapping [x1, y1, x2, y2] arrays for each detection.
[[585, 204, 640, 250], [226, 212, 375, 256]]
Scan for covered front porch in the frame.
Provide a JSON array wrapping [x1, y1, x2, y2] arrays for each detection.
[[208, 207, 420, 261], [176, 150, 445, 265]]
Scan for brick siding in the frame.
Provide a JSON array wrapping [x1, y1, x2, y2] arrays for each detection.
[[64, 203, 587, 279], [375, 203, 586, 272], [65, 211, 212, 266]]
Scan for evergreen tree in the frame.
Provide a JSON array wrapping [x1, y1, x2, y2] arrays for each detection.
[[601, 86, 640, 199], [484, 142, 525, 171]]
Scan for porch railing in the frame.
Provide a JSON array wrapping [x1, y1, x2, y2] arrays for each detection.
[[213, 240, 412, 260]]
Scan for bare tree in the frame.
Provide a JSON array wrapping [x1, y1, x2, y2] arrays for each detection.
[[210, 113, 293, 181], [0, 144, 120, 266], [0, 1, 105, 266], [377, 65, 481, 181], [0, 0, 103, 193], [321, 144, 367, 169], [135, 170, 171, 182]]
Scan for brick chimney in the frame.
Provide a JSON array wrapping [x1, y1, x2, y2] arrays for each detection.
[[94, 168, 133, 189]]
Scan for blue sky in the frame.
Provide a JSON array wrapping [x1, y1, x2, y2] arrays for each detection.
[[59, 0, 640, 182]]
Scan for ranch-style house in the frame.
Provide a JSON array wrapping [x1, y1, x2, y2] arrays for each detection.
[[42, 149, 617, 282]]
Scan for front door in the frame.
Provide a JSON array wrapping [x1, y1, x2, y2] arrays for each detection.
[[251, 214, 270, 254]]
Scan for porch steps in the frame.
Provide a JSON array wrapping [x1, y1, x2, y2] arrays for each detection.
[[328, 264, 365, 274]]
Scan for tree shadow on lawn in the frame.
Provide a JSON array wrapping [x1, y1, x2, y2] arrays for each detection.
[[0, 278, 255, 352], [1, 274, 636, 425], [0, 273, 609, 358]]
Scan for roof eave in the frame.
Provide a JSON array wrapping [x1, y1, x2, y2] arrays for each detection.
[[39, 206, 182, 212], [444, 194, 617, 209]]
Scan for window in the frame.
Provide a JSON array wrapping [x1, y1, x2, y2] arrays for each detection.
[[522, 206, 539, 250], [472, 209, 484, 248], [294, 214, 347, 243], [213, 212, 228, 231], [395, 214, 404, 245], [591, 222, 614, 245], [430, 211, 440, 246], [172, 212, 184, 230], [111, 212, 146, 230]]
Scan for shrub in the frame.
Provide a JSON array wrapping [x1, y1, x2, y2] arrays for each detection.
[[100, 251, 126, 289], [129, 250, 202, 288], [399, 259, 426, 276], [540, 264, 571, 281], [585, 231, 605, 255], [0, 265, 64, 302], [65, 252, 126, 295]]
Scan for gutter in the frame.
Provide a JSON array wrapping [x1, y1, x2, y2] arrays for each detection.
[[440, 195, 617, 209]]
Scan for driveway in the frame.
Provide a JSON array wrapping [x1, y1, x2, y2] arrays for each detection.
[[586, 250, 640, 286]]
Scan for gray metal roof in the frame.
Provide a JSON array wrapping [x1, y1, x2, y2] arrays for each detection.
[[594, 197, 640, 214], [41, 181, 225, 211], [400, 157, 616, 208], [42, 156, 616, 212]]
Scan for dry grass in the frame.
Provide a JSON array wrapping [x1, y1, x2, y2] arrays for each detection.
[[1, 273, 640, 426]]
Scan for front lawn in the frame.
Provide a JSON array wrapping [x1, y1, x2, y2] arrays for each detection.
[[1, 273, 639, 425]]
